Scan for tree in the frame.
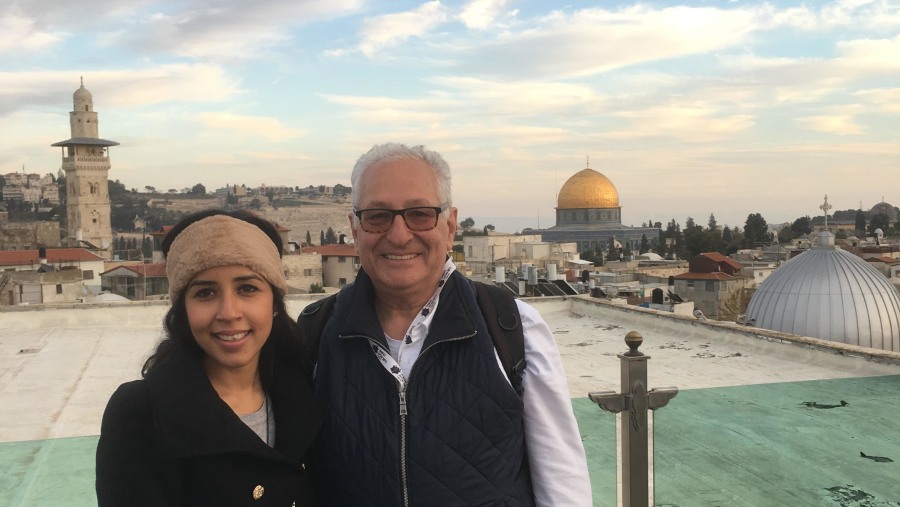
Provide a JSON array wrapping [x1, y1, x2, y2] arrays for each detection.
[[485, 224, 495, 232], [460, 217, 475, 231], [108, 179, 128, 199], [855, 209, 867, 234], [144, 186, 156, 194], [869, 213, 891, 236], [743, 213, 770, 248], [325, 226, 337, 245], [663, 218, 684, 259], [452, 244, 464, 253], [790, 216, 812, 238], [580, 248, 603, 265], [305, 230, 312, 246], [707, 213, 718, 231], [309, 283, 325, 294], [190, 183, 206, 196], [639, 234, 650, 254], [606, 238, 621, 261], [777, 226, 792, 244], [320, 230, 325, 245]]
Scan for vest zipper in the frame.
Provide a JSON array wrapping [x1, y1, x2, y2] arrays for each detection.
[[357, 331, 477, 507], [399, 385, 410, 507]]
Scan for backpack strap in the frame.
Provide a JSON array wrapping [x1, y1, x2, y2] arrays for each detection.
[[298, 283, 527, 396], [474, 281, 527, 396], [296, 293, 337, 366]]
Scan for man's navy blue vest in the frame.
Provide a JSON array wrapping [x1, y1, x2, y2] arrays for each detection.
[[312, 269, 534, 506]]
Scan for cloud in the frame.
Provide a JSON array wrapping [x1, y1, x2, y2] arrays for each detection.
[[0, 65, 241, 117], [194, 112, 307, 141], [459, 0, 516, 30], [610, 104, 755, 141], [444, 5, 764, 80], [357, 1, 449, 57], [796, 113, 864, 135], [21, 0, 366, 61], [0, 14, 62, 53]]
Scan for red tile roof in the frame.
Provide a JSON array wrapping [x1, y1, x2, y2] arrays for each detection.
[[0, 248, 104, 266], [866, 256, 898, 264], [700, 252, 743, 270], [101, 263, 168, 277], [149, 225, 174, 237]]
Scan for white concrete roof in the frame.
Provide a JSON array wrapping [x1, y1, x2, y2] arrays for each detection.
[[3, 296, 899, 443]]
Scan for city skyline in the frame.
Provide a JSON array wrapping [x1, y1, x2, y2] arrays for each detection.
[[1, 0, 899, 230]]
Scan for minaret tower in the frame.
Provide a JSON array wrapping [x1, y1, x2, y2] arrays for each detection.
[[51, 78, 119, 260]]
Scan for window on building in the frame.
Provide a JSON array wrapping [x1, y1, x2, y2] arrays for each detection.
[[339, 277, 347, 286], [468, 246, 473, 256], [56, 284, 63, 294], [687, 280, 695, 288], [83, 270, 94, 280], [303, 269, 313, 276], [338, 257, 346, 263]]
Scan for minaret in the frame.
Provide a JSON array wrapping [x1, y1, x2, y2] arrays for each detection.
[[51, 78, 119, 260]]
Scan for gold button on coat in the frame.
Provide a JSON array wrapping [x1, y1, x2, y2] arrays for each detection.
[[252, 485, 264, 500]]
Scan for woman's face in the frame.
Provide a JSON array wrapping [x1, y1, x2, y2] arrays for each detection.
[[183, 265, 274, 376]]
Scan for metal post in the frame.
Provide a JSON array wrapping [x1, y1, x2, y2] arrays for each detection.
[[589, 331, 679, 507]]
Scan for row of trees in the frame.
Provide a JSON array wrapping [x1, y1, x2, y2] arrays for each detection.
[[457, 217, 495, 237], [640, 213, 774, 261]]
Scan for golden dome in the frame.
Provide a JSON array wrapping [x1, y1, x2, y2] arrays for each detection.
[[557, 168, 619, 209]]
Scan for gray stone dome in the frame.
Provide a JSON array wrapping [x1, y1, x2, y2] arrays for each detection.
[[745, 231, 900, 351]]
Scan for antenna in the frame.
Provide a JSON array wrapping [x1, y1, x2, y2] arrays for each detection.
[[586, 155, 590, 168]]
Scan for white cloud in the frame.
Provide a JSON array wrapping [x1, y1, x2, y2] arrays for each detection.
[[459, 0, 515, 30], [429, 76, 606, 116], [358, 1, 449, 57], [836, 34, 900, 67], [450, 5, 763, 80], [796, 114, 864, 135], [0, 14, 62, 53], [195, 112, 306, 142], [0, 65, 241, 117], [611, 104, 755, 142], [854, 87, 900, 112]]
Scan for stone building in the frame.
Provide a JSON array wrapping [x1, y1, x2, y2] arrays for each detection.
[[51, 79, 118, 260], [539, 163, 659, 255]]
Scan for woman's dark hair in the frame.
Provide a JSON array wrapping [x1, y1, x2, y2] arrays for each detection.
[[142, 209, 302, 391]]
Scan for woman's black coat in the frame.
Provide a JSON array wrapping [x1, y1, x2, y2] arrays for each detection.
[[96, 345, 321, 506]]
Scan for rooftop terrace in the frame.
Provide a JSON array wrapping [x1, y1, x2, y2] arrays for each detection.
[[2, 296, 899, 506]]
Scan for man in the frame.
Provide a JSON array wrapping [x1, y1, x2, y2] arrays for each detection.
[[311, 143, 591, 506]]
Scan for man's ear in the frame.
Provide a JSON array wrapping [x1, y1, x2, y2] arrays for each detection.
[[446, 207, 458, 250]]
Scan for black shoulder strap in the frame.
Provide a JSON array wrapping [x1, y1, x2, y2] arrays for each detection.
[[474, 281, 526, 396], [298, 284, 527, 396], [296, 293, 337, 365]]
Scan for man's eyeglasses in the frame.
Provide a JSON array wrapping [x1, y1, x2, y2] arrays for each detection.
[[353, 203, 450, 233]]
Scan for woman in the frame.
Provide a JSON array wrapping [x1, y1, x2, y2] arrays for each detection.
[[96, 209, 320, 506]]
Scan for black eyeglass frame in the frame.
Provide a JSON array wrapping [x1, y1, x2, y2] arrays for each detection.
[[353, 203, 450, 233]]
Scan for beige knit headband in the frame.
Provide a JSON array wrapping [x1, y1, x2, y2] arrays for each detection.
[[166, 215, 287, 300]]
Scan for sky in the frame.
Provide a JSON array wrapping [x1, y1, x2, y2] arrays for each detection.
[[1, 0, 899, 233]]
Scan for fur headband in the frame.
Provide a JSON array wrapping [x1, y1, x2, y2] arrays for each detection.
[[166, 215, 287, 300]]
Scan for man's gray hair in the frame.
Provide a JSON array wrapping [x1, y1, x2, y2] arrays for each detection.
[[350, 143, 452, 211]]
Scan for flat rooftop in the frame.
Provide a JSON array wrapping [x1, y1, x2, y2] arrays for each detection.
[[2, 296, 899, 506]]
